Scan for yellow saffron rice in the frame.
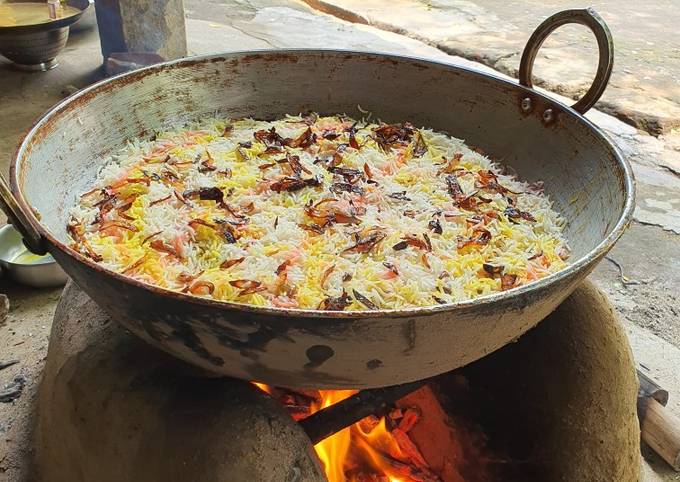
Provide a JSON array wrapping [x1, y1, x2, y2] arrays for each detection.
[[68, 114, 569, 310]]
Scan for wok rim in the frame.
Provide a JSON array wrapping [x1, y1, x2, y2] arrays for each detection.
[[10, 49, 636, 319]]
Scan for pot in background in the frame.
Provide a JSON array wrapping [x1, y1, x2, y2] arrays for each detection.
[[0, 0, 90, 71]]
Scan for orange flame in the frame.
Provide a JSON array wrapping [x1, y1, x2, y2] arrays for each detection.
[[312, 390, 427, 482], [252, 382, 272, 394], [253, 383, 434, 482], [313, 390, 356, 481]]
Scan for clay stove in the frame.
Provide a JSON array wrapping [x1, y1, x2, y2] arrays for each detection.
[[25, 279, 642, 482], [258, 277, 642, 482]]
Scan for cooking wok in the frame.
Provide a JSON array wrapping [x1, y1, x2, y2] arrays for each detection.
[[0, 9, 634, 388]]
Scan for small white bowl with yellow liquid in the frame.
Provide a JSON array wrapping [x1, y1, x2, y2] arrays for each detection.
[[0, 224, 67, 287]]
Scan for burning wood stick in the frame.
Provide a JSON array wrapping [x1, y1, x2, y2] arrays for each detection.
[[299, 379, 429, 445]]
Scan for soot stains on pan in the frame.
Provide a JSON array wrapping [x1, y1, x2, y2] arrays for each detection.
[[305, 344, 335, 369]]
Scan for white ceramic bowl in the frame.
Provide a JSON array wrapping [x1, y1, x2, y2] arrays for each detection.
[[0, 224, 67, 287]]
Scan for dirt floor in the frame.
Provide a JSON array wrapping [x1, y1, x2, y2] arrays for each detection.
[[1, 1, 679, 480], [590, 223, 680, 346]]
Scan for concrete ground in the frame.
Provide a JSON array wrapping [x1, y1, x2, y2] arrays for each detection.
[[0, 1, 679, 480], [300, 0, 680, 136]]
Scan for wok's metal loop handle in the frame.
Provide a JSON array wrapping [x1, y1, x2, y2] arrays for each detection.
[[0, 172, 48, 255], [519, 8, 614, 115]]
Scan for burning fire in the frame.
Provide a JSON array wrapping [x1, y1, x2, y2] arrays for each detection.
[[254, 384, 441, 482], [313, 389, 356, 482]]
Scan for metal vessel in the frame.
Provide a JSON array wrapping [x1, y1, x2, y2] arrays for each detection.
[[0, 9, 634, 388], [0, 0, 90, 71]]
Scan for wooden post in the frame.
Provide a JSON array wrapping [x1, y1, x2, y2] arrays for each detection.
[[637, 369, 680, 471]]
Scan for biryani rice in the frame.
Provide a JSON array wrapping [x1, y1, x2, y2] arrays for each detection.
[[67, 114, 570, 311]]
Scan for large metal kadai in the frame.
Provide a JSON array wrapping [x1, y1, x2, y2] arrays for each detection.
[[0, 9, 634, 388]]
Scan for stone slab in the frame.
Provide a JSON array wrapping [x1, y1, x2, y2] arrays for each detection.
[[300, 0, 680, 136], [94, 0, 188, 60]]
